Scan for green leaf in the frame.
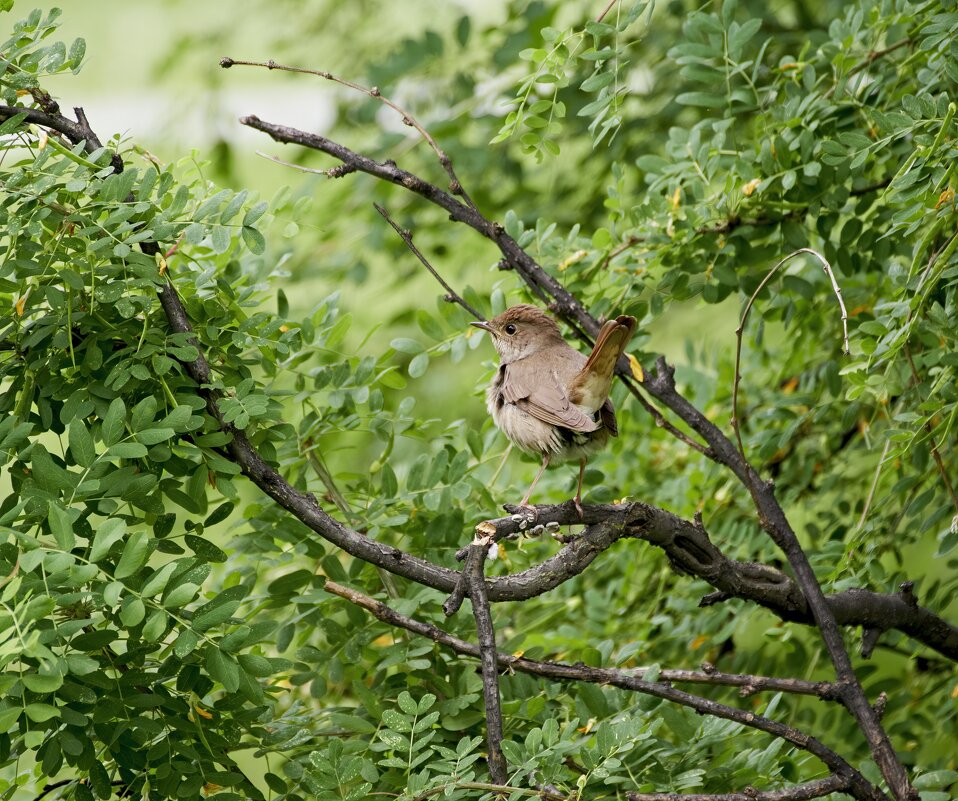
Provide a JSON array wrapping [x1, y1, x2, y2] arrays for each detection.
[[241, 225, 266, 254], [206, 646, 240, 692], [192, 585, 248, 631], [164, 582, 199, 609], [47, 501, 76, 550], [101, 397, 126, 446], [914, 771, 958, 790], [203, 501, 234, 527], [119, 596, 145, 626], [130, 396, 157, 431], [397, 691, 418, 715], [135, 427, 174, 445], [114, 530, 149, 579], [69, 421, 96, 467], [0, 707, 18, 733], [408, 352, 429, 378], [211, 225, 232, 254], [173, 628, 199, 658], [89, 518, 127, 562], [107, 442, 148, 459], [25, 703, 60, 723], [68, 36, 86, 69], [390, 338, 423, 354], [184, 534, 228, 563], [142, 610, 168, 641], [219, 189, 248, 224], [242, 200, 269, 227], [158, 405, 192, 432], [21, 672, 63, 692]]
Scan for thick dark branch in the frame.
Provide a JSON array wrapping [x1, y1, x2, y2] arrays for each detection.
[[158, 282, 464, 589], [474, 503, 958, 662], [0, 104, 96, 150], [466, 541, 508, 784], [241, 115, 716, 459], [240, 114, 576, 310], [626, 774, 848, 801], [324, 581, 885, 801], [643, 357, 913, 798], [0, 104, 123, 172]]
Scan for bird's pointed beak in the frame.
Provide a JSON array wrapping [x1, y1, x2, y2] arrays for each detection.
[[470, 321, 495, 336]]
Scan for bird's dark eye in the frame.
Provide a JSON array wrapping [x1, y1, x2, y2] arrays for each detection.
[[504, 324, 517, 335]]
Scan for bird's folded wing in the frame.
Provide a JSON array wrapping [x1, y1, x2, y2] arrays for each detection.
[[501, 360, 600, 432]]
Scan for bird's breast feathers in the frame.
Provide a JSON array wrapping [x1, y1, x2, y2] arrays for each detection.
[[487, 359, 610, 459]]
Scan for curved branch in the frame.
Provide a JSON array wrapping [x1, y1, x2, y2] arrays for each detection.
[[732, 248, 849, 459], [475, 503, 958, 662]]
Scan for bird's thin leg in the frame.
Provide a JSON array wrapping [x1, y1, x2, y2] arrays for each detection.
[[573, 458, 587, 520], [519, 454, 550, 513]]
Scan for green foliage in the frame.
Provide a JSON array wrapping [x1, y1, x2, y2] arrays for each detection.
[[2, 0, 958, 799], [492, 1, 655, 157]]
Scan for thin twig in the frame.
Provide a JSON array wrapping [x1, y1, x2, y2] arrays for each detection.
[[732, 248, 849, 461], [323, 580, 883, 801], [626, 774, 848, 801], [825, 37, 913, 98], [374, 203, 485, 321], [857, 440, 892, 530], [599, 234, 645, 269], [220, 57, 476, 207], [903, 346, 958, 514], [620, 373, 712, 456], [596, 0, 617, 23], [255, 150, 357, 178], [847, 38, 913, 78]]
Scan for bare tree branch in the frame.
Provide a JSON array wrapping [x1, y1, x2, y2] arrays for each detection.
[[465, 539, 508, 784], [470, 501, 958, 662], [221, 57, 476, 207], [626, 774, 848, 801]]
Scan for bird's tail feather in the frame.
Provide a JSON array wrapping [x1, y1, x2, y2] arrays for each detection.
[[570, 315, 636, 412]]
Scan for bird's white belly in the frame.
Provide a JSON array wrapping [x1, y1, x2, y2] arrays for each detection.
[[486, 385, 607, 462]]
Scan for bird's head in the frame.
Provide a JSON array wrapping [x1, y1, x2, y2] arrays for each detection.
[[470, 304, 565, 363]]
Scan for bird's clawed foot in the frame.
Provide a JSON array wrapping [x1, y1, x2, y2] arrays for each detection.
[[573, 497, 585, 521]]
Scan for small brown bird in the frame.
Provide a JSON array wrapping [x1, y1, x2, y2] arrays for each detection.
[[471, 304, 636, 514]]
